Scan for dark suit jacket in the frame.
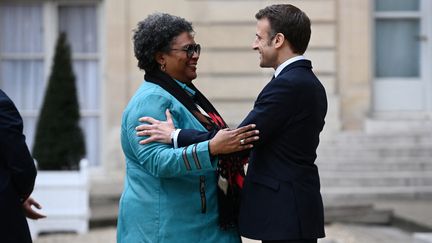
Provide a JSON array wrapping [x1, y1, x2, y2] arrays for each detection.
[[178, 60, 327, 240], [0, 89, 36, 243]]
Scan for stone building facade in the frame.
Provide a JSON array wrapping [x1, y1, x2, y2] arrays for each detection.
[[1, 0, 431, 188]]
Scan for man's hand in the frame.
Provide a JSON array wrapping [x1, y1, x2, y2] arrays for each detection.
[[209, 124, 259, 155], [136, 109, 175, 144], [22, 197, 46, 220]]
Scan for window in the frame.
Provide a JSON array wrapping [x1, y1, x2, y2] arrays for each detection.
[[0, 3, 45, 145], [374, 0, 420, 78], [0, 2, 101, 166], [372, 0, 432, 112]]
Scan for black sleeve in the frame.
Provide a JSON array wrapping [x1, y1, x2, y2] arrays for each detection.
[[238, 78, 297, 146], [179, 78, 296, 153], [179, 78, 296, 150], [0, 92, 36, 201], [177, 129, 218, 147]]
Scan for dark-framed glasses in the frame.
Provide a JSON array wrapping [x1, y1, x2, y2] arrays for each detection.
[[170, 44, 201, 58]]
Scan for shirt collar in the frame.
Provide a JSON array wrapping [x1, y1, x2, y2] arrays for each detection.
[[274, 55, 305, 78]]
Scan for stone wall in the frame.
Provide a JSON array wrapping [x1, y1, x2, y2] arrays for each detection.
[[102, 0, 342, 178]]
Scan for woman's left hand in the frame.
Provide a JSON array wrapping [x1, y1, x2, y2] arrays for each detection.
[[136, 109, 175, 144]]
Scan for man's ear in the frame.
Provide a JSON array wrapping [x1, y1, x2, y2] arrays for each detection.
[[274, 33, 286, 49]]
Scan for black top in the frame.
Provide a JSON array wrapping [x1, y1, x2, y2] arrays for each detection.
[[0, 89, 36, 243]]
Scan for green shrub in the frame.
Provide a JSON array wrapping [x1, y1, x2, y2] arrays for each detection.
[[32, 32, 85, 170]]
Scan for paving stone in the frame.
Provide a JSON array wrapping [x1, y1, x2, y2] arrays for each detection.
[[33, 224, 416, 243], [34, 227, 116, 243], [414, 233, 432, 243]]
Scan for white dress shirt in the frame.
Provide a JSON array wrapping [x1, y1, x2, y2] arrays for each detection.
[[274, 55, 305, 78]]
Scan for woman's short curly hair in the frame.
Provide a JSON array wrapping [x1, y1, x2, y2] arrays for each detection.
[[133, 13, 194, 72]]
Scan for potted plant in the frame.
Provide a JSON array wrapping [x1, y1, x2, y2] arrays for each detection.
[[27, 32, 90, 238]]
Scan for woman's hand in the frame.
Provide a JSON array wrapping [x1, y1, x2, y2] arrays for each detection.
[[136, 109, 175, 144], [209, 124, 259, 155]]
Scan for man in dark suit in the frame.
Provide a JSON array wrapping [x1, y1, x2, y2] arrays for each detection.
[[234, 4, 327, 242], [0, 89, 45, 243], [136, 4, 327, 243]]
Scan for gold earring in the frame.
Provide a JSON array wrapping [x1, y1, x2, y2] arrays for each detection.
[[161, 63, 166, 72]]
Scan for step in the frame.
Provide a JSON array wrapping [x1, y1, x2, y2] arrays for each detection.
[[320, 170, 432, 177], [414, 233, 432, 243], [320, 171, 432, 178], [317, 157, 432, 165], [323, 222, 416, 243], [317, 147, 432, 157], [318, 143, 432, 150], [90, 197, 118, 228], [322, 186, 432, 199], [317, 161, 432, 172], [320, 134, 432, 146], [316, 157, 432, 164], [321, 177, 432, 187], [89, 179, 122, 227], [324, 204, 393, 224], [320, 171, 432, 187], [324, 132, 432, 144]]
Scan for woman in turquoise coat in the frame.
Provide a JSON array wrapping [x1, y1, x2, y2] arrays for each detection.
[[117, 13, 256, 243]]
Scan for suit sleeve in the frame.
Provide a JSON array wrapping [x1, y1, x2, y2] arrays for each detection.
[[178, 79, 296, 150], [239, 78, 297, 146], [125, 94, 218, 177], [177, 129, 217, 147], [0, 94, 36, 201]]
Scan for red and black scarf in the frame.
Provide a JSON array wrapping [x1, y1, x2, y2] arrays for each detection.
[[144, 70, 247, 230]]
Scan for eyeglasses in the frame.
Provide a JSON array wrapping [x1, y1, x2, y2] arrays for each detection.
[[170, 44, 201, 58]]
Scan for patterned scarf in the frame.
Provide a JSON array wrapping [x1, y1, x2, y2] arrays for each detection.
[[144, 70, 247, 229]]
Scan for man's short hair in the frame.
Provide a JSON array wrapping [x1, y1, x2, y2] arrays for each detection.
[[256, 4, 311, 54]]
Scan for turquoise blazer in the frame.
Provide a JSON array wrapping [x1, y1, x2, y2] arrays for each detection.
[[117, 81, 240, 243]]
